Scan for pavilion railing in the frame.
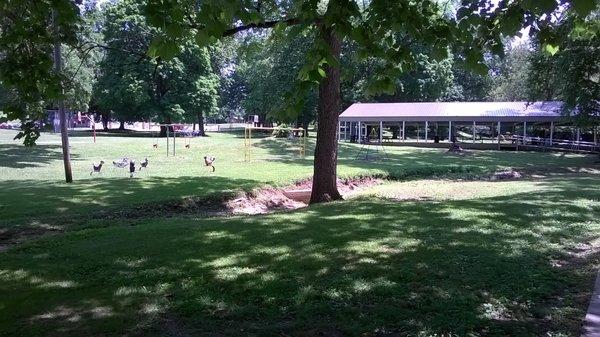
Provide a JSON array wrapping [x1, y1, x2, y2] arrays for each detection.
[[512, 135, 599, 153]]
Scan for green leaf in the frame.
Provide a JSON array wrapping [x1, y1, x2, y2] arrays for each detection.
[[147, 37, 180, 60], [195, 30, 215, 47], [544, 43, 560, 56], [572, 0, 597, 17], [317, 68, 326, 78]]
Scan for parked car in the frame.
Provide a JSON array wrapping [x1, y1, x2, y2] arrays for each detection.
[[0, 122, 19, 129]]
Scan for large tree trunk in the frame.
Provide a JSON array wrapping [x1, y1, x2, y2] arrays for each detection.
[[101, 112, 109, 131], [119, 120, 125, 131], [52, 10, 72, 183], [197, 113, 205, 136], [310, 26, 342, 204], [159, 115, 171, 137], [302, 110, 310, 137]]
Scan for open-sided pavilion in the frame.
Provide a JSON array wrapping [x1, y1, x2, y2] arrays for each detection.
[[338, 101, 599, 152]]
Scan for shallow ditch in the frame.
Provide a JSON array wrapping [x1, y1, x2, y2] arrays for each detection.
[[3, 166, 597, 251]]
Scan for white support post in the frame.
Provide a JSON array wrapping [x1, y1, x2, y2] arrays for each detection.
[[496, 121, 502, 150], [166, 127, 170, 157], [448, 121, 452, 142], [358, 121, 362, 143], [472, 121, 476, 144], [398, 122, 401, 142], [550, 121, 554, 146], [425, 121, 428, 142], [497, 121, 501, 144], [344, 121, 347, 141], [379, 121, 383, 144], [402, 121, 405, 142]]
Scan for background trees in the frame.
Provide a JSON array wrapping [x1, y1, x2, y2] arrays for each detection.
[[0, 0, 598, 192], [93, 0, 220, 134]]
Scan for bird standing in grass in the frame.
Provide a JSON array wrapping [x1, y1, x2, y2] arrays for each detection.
[[129, 160, 136, 178], [204, 156, 216, 172], [90, 160, 105, 175], [112, 158, 129, 169], [139, 157, 149, 170]]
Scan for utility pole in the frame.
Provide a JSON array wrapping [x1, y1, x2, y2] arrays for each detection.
[[52, 10, 73, 183]]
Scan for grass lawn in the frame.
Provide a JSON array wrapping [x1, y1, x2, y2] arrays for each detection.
[[1, 129, 600, 336], [0, 129, 595, 226]]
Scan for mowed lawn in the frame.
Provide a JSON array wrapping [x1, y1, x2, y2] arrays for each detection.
[[1, 129, 600, 336], [0, 129, 595, 225]]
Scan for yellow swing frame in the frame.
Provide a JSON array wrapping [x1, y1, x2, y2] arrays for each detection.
[[244, 125, 307, 162]]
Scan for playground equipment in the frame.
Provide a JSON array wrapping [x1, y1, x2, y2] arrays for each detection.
[[176, 128, 194, 149], [156, 124, 184, 156], [354, 136, 389, 161], [244, 126, 306, 162]]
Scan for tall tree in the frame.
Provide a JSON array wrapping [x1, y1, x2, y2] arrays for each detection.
[[94, 0, 219, 134], [527, 9, 600, 125], [145, 0, 597, 203], [3, 0, 598, 186], [236, 32, 318, 129], [488, 43, 533, 101]]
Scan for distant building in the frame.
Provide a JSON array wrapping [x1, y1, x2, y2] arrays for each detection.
[[339, 101, 598, 152]]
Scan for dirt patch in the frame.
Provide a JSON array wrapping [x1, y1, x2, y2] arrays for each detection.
[[226, 188, 306, 215], [96, 196, 232, 221], [0, 177, 383, 251], [227, 176, 383, 215], [0, 223, 64, 252]]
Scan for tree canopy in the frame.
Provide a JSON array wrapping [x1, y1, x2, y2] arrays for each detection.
[[94, 0, 219, 132], [0, 0, 598, 197]]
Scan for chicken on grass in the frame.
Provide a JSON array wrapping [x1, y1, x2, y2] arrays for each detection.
[[129, 160, 136, 178], [90, 161, 105, 175], [139, 158, 149, 170], [112, 157, 129, 169], [204, 156, 216, 172]]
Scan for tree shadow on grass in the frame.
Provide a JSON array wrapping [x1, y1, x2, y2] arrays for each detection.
[[0, 144, 81, 169], [252, 138, 599, 179], [0, 175, 599, 336], [0, 176, 261, 227]]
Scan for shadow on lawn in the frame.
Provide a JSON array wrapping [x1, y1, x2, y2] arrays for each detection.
[[0, 175, 260, 226], [0, 144, 79, 169], [0, 176, 599, 336], [252, 138, 599, 177]]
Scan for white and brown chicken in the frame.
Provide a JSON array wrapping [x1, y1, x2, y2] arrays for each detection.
[[90, 160, 105, 175], [204, 156, 216, 172]]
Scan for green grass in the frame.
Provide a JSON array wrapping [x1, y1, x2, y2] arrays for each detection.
[[1, 129, 600, 336], [1, 129, 596, 226], [1, 175, 599, 336]]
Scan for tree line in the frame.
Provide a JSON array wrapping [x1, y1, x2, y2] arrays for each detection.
[[3, 1, 597, 136], [0, 0, 598, 201]]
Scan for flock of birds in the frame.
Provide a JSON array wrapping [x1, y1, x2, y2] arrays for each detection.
[[90, 157, 148, 177], [90, 155, 216, 177]]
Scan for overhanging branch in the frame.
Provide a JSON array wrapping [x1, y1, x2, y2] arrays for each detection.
[[221, 17, 309, 37]]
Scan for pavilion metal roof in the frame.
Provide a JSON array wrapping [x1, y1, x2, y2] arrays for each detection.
[[339, 101, 565, 123]]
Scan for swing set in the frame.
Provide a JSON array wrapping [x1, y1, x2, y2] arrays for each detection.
[[244, 125, 307, 162], [152, 124, 194, 156]]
